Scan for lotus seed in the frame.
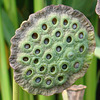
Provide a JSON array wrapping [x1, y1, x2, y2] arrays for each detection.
[[32, 33, 38, 39], [63, 19, 68, 25], [51, 66, 55, 72], [26, 70, 32, 75], [42, 24, 47, 30], [24, 44, 30, 49], [72, 23, 77, 29], [52, 18, 57, 25], [35, 49, 40, 54], [62, 64, 67, 69], [46, 54, 52, 59], [58, 76, 63, 81], [46, 80, 51, 85], [67, 36, 72, 43], [35, 77, 41, 83], [79, 32, 84, 39], [34, 59, 38, 64], [79, 46, 84, 52], [67, 52, 74, 59], [55, 31, 61, 37], [56, 46, 61, 52], [23, 57, 28, 61], [74, 62, 79, 68], [40, 66, 44, 71], [44, 38, 49, 44]]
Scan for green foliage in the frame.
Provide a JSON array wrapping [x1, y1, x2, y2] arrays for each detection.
[[62, 0, 96, 17], [94, 47, 100, 59], [0, 0, 100, 100], [0, 5, 11, 100], [2, 10, 15, 46]]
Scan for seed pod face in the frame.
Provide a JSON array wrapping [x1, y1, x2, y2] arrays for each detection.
[[9, 5, 95, 96]]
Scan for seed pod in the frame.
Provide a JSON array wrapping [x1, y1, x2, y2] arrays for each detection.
[[9, 5, 95, 96], [62, 85, 86, 100], [95, 0, 100, 18]]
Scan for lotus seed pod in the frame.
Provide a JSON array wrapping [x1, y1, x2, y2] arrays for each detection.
[[9, 5, 95, 96]]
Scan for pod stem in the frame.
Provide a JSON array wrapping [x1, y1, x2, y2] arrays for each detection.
[[62, 90, 69, 100], [62, 85, 86, 100], [13, 75, 19, 100]]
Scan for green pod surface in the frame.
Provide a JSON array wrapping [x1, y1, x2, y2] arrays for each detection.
[[9, 5, 95, 96]]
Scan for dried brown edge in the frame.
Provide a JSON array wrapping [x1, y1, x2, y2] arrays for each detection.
[[9, 5, 96, 96], [67, 85, 87, 91], [95, 0, 100, 17]]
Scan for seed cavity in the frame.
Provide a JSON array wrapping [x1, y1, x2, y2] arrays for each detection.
[[35, 49, 40, 54], [66, 36, 72, 43], [26, 70, 32, 76], [23, 57, 29, 61], [56, 46, 62, 52], [52, 18, 57, 25], [67, 52, 74, 59], [51, 66, 55, 72], [72, 23, 77, 29], [63, 19, 68, 25], [55, 31, 61, 37], [58, 76, 63, 81], [62, 64, 67, 69], [24, 44, 30, 49], [46, 79, 51, 85], [35, 77, 41, 83], [44, 38, 49, 44], [40, 66, 44, 71], [42, 24, 47, 30], [74, 62, 79, 68], [79, 46, 84, 52], [79, 32, 84, 39], [32, 33, 38, 39], [46, 54, 52, 59], [34, 59, 38, 64]]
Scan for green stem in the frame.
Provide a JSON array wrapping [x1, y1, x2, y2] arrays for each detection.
[[19, 87, 24, 100], [39, 95, 56, 100], [3, 0, 18, 28], [34, 0, 44, 12], [3, 0, 10, 12], [57, 0, 62, 4], [52, 0, 56, 5], [85, 56, 97, 100], [62, 90, 69, 100], [23, 91, 29, 100], [85, 13, 98, 100], [29, 94, 34, 100], [58, 94, 63, 100], [52, 0, 62, 5], [75, 77, 84, 85], [5, 0, 19, 99], [94, 47, 100, 59], [0, 4, 11, 100], [13, 76, 19, 100]]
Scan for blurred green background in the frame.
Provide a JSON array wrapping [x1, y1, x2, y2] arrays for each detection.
[[0, 0, 100, 100]]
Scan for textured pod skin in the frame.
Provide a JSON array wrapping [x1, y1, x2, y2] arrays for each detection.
[[95, 0, 100, 17], [63, 85, 87, 100], [9, 5, 95, 96]]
